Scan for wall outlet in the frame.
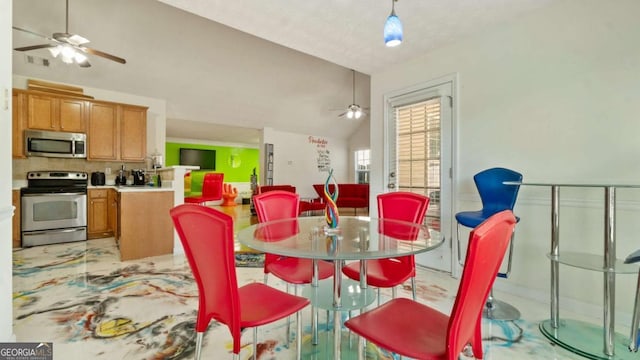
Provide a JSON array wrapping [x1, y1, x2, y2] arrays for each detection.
[[105, 167, 111, 175]]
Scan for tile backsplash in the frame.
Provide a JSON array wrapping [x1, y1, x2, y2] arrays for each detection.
[[13, 157, 154, 183]]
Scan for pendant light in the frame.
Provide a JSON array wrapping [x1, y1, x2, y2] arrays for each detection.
[[384, 0, 403, 47]]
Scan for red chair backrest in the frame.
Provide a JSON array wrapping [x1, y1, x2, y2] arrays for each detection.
[[253, 190, 300, 270], [377, 192, 430, 270], [202, 173, 224, 199], [447, 210, 516, 357], [377, 192, 429, 224], [254, 190, 300, 222], [169, 204, 241, 350]]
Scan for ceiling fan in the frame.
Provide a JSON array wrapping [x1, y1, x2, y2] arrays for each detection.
[[12, 0, 126, 68], [338, 69, 368, 119]]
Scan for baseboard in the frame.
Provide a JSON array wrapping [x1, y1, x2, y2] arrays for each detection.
[[493, 280, 633, 329]]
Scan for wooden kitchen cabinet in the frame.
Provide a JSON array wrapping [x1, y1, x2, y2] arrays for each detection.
[[12, 90, 26, 158], [88, 189, 112, 239], [12, 190, 21, 248], [87, 102, 119, 160], [87, 101, 147, 161], [120, 105, 147, 161], [118, 190, 173, 261], [26, 92, 86, 132]]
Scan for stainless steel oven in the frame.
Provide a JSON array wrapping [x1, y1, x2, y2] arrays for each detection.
[[21, 171, 88, 247]]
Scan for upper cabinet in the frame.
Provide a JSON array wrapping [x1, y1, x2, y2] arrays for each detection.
[[120, 105, 147, 161], [87, 102, 119, 160], [12, 90, 26, 158], [11, 88, 148, 162], [87, 101, 148, 162], [26, 92, 86, 132]]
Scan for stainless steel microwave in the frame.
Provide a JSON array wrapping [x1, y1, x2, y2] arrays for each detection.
[[25, 130, 87, 158]]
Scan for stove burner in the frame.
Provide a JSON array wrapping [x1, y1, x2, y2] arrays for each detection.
[[24, 171, 88, 194]]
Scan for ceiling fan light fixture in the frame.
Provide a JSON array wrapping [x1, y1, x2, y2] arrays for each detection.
[[354, 107, 363, 119], [48, 46, 62, 58], [74, 51, 87, 63], [60, 45, 76, 64], [384, 0, 403, 47]]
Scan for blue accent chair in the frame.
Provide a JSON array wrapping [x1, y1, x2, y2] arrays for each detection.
[[455, 167, 522, 320]]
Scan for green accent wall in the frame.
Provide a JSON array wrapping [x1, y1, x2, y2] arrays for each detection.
[[166, 142, 259, 193]]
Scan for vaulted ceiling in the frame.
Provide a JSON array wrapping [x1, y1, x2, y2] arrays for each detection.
[[12, 0, 554, 145]]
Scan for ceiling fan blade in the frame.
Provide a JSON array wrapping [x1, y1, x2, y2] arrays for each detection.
[[80, 47, 126, 64], [12, 26, 54, 41], [14, 44, 56, 52]]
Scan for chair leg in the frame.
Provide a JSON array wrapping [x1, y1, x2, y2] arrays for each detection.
[[483, 287, 520, 320], [286, 283, 291, 345], [410, 277, 417, 300], [483, 228, 520, 320], [392, 286, 397, 299], [358, 335, 365, 360], [377, 288, 381, 307], [263, 273, 268, 284], [195, 332, 204, 360], [296, 310, 302, 360], [629, 268, 640, 352], [456, 222, 465, 266], [253, 327, 258, 360]]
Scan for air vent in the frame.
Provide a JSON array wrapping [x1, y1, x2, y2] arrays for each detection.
[[25, 55, 50, 67]]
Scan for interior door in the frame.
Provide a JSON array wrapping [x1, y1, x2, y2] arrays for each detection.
[[383, 78, 454, 273]]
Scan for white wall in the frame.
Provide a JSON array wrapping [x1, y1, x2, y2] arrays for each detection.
[[12, 75, 167, 161], [262, 128, 348, 199], [1, 0, 14, 341], [371, 0, 640, 316]]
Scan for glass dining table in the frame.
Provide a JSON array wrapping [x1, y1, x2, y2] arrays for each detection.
[[237, 215, 444, 359]]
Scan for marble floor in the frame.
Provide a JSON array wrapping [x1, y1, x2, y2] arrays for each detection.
[[12, 236, 616, 360]]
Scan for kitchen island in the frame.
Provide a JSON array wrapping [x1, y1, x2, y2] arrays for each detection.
[[88, 185, 174, 261]]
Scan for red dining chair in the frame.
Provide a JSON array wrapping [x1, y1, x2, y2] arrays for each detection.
[[344, 210, 517, 360], [253, 190, 334, 286], [170, 204, 310, 360], [184, 172, 224, 205], [342, 191, 429, 304]]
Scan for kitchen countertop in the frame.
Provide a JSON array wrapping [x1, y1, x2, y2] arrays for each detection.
[[88, 185, 173, 192]]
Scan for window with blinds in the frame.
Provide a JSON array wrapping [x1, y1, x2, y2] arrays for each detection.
[[395, 98, 441, 227]]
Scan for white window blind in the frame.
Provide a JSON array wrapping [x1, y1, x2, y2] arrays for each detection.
[[394, 98, 441, 227]]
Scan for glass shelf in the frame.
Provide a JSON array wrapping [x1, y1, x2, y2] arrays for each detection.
[[540, 319, 637, 360], [302, 278, 375, 311], [547, 252, 639, 274]]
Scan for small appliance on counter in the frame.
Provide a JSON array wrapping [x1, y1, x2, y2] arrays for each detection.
[[115, 165, 127, 185], [91, 172, 106, 186], [131, 169, 146, 186]]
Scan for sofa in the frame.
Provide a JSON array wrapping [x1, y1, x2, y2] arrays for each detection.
[[258, 185, 296, 194], [312, 183, 369, 213]]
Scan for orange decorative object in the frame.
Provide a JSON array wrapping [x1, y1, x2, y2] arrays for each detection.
[[221, 183, 238, 206]]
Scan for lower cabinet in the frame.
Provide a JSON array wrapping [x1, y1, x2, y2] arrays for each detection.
[[88, 189, 114, 239], [12, 190, 21, 248]]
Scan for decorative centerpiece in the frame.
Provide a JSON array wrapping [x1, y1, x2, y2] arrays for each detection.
[[323, 168, 340, 234]]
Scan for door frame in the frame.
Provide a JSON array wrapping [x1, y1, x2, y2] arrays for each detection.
[[382, 73, 459, 275]]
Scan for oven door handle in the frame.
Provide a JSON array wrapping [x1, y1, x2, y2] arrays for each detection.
[[22, 192, 86, 197], [24, 227, 86, 235]]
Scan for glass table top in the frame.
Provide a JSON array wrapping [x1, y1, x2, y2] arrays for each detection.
[[236, 216, 443, 261]]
